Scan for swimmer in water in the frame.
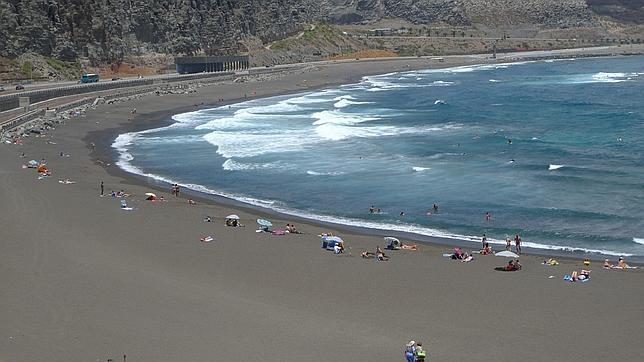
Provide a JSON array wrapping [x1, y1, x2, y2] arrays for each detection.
[[508, 139, 512, 144]]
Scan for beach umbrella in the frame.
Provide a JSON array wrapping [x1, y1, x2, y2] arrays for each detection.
[[226, 214, 240, 220], [145, 192, 157, 198], [384, 236, 401, 247], [324, 236, 344, 244], [495, 251, 520, 258], [257, 218, 272, 227]]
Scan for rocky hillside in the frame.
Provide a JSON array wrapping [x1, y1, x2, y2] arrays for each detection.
[[326, 0, 597, 27], [0, 0, 640, 66], [587, 0, 644, 24], [0, 0, 324, 64]]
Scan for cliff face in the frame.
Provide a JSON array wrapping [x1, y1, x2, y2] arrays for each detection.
[[326, 0, 596, 27], [587, 0, 644, 24], [0, 0, 636, 64], [0, 0, 325, 63]]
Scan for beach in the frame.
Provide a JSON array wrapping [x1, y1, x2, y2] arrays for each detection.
[[1, 50, 643, 361]]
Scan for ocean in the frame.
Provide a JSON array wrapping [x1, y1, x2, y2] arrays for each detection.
[[113, 56, 644, 257]]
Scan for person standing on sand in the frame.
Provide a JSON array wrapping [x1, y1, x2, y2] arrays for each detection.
[[414, 342, 426, 362], [404, 341, 416, 362], [506, 235, 511, 251], [482, 233, 487, 248], [100, 181, 104, 196], [515, 234, 522, 254]]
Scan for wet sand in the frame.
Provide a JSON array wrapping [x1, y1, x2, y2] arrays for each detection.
[[1, 51, 643, 361]]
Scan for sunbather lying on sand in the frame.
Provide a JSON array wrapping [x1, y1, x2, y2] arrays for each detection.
[[376, 246, 390, 261], [361, 251, 375, 259], [568, 269, 590, 282], [461, 253, 474, 262], [543, 258, 559, 266], [496, 260, 522, 271], [479, 242, 492, 255], [611, 257, 638, 269], [58, 178, 75, 184], [401, 244, 418, 251]]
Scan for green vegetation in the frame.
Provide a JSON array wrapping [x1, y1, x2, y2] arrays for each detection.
[[45, 57, 82, 75], [20, 60, 32, 77]]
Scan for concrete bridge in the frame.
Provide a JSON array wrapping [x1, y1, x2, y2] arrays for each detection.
[[175, 55, 250, 74]]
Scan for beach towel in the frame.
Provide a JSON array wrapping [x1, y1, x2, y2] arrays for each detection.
[[200, 236, 214, 242], [272, 229, 286, 236], [58, 180, 76, 184]]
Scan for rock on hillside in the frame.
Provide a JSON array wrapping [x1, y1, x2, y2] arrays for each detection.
[[326, 0, 597, 27], [0, 0, 325, 63], [587, 0, 644, 24]]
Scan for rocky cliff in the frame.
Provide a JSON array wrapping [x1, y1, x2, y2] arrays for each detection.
[[0, 0, 325, 64], [0, 0, 639, 65]]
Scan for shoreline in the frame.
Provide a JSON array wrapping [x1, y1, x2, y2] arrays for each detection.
[[100, 52, 643, 263], [2, 46, 643, 361]]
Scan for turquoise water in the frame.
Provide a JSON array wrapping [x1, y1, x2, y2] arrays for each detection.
[[113, 56, 644, 256]]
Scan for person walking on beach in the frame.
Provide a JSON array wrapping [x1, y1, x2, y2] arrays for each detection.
[[482, 233, 487, 248], [100, 181, 104, 196], [414, 342, 426, 362], [515, 234, 522, 254], [404, 341, 416, 362], [506, 235, 511, 251]]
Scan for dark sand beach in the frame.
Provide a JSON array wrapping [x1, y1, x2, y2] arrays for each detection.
[[1, 49, 643, 361]]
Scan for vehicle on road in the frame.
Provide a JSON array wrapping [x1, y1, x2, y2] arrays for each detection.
[[0, 85, 5, 92], [15, 84, 24, 90], [80, 73, 99, 83]]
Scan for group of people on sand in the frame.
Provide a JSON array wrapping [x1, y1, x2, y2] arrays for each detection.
[[170, 184, 180, 197], [504, 234, 522, 253], [404, 340, 427, 362], [604, 257, 633, 270], [450, 247, 474, 262], [503, 259, 522, 271], [285, 223, 301, 234], [110, 189, 130, 198], [225, 218, 243, 227], [361, 246, 390, 261]]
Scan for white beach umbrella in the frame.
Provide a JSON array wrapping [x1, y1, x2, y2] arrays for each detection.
[[145, 192, 157, 198], [257, 218, 272, 227], [495, 251, 520, 258], [226, 214, 240, 220]]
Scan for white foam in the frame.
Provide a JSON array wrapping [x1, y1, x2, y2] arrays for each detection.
[[222, 159, 289, 171], [306, 170, 345, 176], [203, 129, 312, 158], [412, 166, 430, 172], [312, 110, 379, 126], [334, 98, 373, 108], [315, 124, 401, 141], [431, 80, 454, 86], [489, 79, 500, 82], [549, 164, 564, 171], [113, 131, 635, 258], [633, 238, 644, 245]]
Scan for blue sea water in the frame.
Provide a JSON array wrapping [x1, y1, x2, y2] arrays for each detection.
[[113, 56, 644, 257]]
